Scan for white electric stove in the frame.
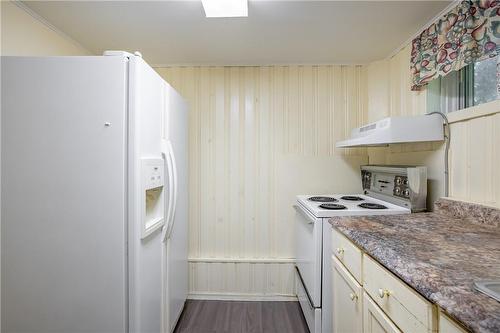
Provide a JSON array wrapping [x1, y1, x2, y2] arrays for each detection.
[[294, 165, 428, 333], [297, 194, 410, 218]]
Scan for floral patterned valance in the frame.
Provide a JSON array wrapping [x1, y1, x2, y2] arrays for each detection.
[[410, 0, 500, 91]]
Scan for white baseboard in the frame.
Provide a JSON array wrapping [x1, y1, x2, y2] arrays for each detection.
[[187, 293, 298, 302], [188, 257, 296, 264]]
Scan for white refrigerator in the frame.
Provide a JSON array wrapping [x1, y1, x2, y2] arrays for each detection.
[[1, 52, 188, 333]]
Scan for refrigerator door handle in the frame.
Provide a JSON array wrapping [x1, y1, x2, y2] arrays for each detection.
[[161, 140, 175, 243], [166, 144, 178, 241]]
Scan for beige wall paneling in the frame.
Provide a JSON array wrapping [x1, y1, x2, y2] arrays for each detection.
[[155, 66, 368, 299], [1, 1, 91, 56], [366, 59, 390, 123], [365, 46, 429, 124], [449, 112, 500, 207]]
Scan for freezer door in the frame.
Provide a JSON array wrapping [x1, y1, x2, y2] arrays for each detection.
[[128, 56, 167, 333], [161, 84, 189, 333], [1, 56, 128, 333]]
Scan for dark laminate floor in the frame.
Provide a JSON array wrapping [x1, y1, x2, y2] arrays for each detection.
[[174, 300, 310, 333]]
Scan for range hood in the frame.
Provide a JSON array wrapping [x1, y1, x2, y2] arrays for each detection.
[[336, 114, 444, 148]]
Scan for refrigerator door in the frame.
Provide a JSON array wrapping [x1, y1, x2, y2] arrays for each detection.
[[161, 84, 189, 333], [128, 55, 166, 333], [1, 56, 128, 333]]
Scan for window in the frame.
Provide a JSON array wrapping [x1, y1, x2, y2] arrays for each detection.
[[426, 56, 499, 114], [474, 57, 498, 106]]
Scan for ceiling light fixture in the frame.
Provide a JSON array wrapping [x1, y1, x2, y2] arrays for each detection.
[[201, 0, 248, 18]]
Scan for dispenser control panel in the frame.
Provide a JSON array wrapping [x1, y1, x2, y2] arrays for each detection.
[[140, 158, 165, 239], [142, 159, 164, 190]]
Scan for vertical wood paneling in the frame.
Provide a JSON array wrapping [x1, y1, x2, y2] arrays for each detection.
[[257, 67, 271, 259], [449, 113, 500, 207], [214, 68, 226, 259], [155, 66, 369, 298], [448, 121, 468, 200], [468, 117, 493, 203]]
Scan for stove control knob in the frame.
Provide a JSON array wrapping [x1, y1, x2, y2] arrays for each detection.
[[403, 178, 409, 185], [395, 177, 402, 185], [403, 189, 410, 197], [395, 187, 401, 195]]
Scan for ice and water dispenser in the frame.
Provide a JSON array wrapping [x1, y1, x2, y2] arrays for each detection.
[[141, 158, 165, 238]]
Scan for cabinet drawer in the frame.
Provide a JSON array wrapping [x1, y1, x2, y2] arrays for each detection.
[[363, 254, 437, 333], [363, 291, 402, 333], [332, 228, 363, 283], [332, 255, 363, 333]]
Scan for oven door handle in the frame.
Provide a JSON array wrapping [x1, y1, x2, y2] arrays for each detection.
[[293, 205, 315, 225]]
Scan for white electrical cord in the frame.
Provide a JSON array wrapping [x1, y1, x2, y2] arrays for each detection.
[[427, 111, 450, 197]]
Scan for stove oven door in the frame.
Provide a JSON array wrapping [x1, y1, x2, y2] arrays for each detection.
[[294, 204, 322, 309]]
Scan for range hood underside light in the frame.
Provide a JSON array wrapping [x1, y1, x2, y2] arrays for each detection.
[[335, 114, 444, 148], [202, 0, 248, 18]]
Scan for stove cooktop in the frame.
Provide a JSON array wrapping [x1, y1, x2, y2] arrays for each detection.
[[296, 194, 410, 218]]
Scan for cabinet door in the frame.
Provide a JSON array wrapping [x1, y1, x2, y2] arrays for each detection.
[[363, 292, 402, 333], [332, 256, 363, 333], [439, 312, 468, 333]]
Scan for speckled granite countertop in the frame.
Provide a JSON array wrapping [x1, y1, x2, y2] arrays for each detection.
[[329, 198, 500, 333]]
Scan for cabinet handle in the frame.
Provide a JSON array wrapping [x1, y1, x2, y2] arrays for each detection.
[[349, 292, 358, 301], [336, 248, 344, 256], [378, 288, 390, 298]]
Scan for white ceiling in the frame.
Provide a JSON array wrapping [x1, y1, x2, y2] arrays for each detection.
[[22, 0, 451, 66]]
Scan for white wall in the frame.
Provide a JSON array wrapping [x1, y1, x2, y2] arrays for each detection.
[[156, 66, 368, 299]]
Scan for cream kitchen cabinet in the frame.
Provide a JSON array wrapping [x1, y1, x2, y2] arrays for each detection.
[[363, 291, 402, 333], [332, 255, 363, 333], [331, 228, 443, 333], [363, 255, 437, 333]]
